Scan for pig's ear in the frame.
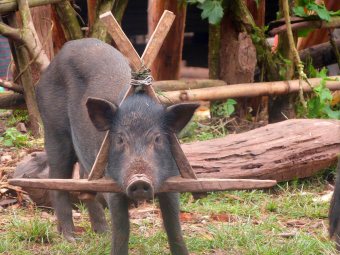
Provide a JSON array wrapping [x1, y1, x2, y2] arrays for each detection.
[[165, 103, 200, 133], [86, 97, 118, 131]]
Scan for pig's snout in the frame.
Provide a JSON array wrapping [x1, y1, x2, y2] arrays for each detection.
[[126, 174, 154, 201]]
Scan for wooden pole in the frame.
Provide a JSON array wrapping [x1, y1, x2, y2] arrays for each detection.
[[148, 0, 186, 80], [157, 76, 340, 104], [8, 177, 277, 193], [0, 0, 63, 14]]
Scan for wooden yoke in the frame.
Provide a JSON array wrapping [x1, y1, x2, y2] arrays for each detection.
[[88, 11, 197, 181]]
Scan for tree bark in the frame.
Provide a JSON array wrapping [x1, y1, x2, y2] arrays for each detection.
[[183, 119, 340, 182], [148, 0, 186, 80], [208, 24, 220, 79], [53, 1, 83, 41]]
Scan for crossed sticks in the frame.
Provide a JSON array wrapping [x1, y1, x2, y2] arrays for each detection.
[[88, 10, 197, 181]]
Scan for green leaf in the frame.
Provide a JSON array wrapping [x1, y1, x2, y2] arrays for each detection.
[[323, 105, 340, 119], [293, 6, 308, 17], [307, 3, 331, 22], [3, 139, 13, 147], [198, 0, 224, 25], [329, 10, 340, 16]]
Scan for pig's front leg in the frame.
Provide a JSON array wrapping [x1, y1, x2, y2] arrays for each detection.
[[107, 193, 130, 255], [158, 192, 189, 255]]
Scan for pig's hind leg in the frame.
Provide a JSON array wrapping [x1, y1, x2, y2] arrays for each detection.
[[45, 131, 77, 242], [158, 192, 189, 255]]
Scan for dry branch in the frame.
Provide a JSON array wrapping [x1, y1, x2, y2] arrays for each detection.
[[157, 76, 340, 104], [269, 16, 340, 36], [8, 177, 277, 193], [0, 0, 63, 14], [300, 40, 340, 68], [0, 79, 23, 93]]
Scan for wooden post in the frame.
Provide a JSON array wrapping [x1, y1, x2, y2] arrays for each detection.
[[148, 0, 186, 80]]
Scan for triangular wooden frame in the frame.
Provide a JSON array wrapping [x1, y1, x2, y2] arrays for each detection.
[[88, 10, 197, 181]]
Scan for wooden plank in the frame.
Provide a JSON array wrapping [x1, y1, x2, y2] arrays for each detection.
[[99, 12, 142, 71], [8, 177, 277, 193], [0, 0, 63, 14], [141, 10, 175, 69]]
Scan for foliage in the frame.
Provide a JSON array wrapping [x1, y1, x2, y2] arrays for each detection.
[[187, 0, 224, 25], [7, 110, 29, 127], [300, 66, 340, 119], [8, 216, 54, 244], [0, 127, 28, 147], [211, 99, 237, 117], [293, 0, 340, 22]]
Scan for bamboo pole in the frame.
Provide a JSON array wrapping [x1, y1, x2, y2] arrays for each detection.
[[157, 76, 340, 104], [8, 177, 277, 193], [0, 0, 63, 14]]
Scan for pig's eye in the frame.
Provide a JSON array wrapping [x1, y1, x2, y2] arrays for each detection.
[[115, 135, 124, 145], [154, 134, 162, 145]]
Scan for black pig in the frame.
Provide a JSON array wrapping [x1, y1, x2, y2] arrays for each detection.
[[36, 38, 199, 254], [329, 159, 340, 251]]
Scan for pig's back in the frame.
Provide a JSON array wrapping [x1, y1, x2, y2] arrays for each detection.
[[36, 38, 131, 171]]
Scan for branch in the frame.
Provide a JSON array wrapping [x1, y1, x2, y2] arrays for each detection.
[[282, 0, 307, 110], [0, 79, 23, 93], [17, 0, 50, 71], [0, 22, 22, 42], [269, 16, 340, 36]]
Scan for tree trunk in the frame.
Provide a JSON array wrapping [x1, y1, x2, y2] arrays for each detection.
[[30, 5, 53, 83], [148, 0, 186, 80], [208, 24, 220, 79], [219, 12, 257, 118], [51, 5, 66, 54], [269, 0, 297, 123], [7, 14, 42, 137], [183, 119, 340, 182]]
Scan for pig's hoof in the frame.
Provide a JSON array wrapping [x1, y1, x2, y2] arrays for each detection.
[[63, 233, 76, 243], [93, 223, 109, 234]]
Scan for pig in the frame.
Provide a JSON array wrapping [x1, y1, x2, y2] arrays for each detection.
[[36, 38, 199, 255], [329, 159, 340, 251]]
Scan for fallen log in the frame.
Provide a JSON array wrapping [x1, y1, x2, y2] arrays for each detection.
[[183, 119, 340, 181], [0, 0, 63, 14], [300, 40, 340, 68], [8, 177, 277, 193], [158, 76, 340, 103], [0, 92, 26, 109]]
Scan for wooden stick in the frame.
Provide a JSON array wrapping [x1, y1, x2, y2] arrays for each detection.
[[158, 76, 340, 104], [88, 132, 110, 180], [99, 12, 141, 71], [141, 10, 175, 69], [0, 0, 63, 14], [8, 177, 277, 193]]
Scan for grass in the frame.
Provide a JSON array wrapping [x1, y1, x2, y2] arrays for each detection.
[[0, 174, 337, 255]]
